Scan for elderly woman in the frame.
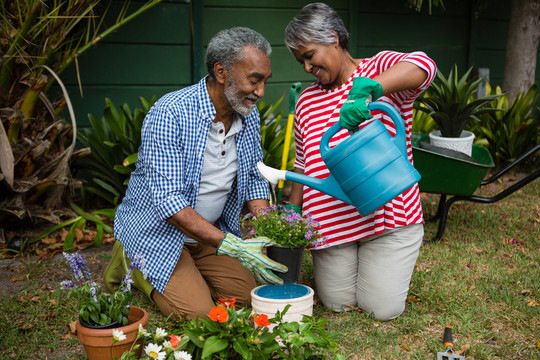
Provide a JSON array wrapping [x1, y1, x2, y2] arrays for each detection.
[[284, 3, 436, 320]]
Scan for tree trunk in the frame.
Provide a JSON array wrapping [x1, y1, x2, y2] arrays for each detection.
[[503, 0, 540, 102]]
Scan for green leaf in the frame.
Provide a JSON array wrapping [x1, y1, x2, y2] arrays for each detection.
[[113, 164, 133, 174], [79, 308, 87, 322], [185, 330, 205, 348], [233, 340, 249, 358], [63, 219, 83, 251], [30, 216, 81, 244], [103, 140, 118, 147], [122, 152, 138, 167], [93, 178, 120, 198], [69, 201, 113, 233], [93, 208, 117, 219], [201, 336, 228, 358], [93, 223, 104, 248], [90, 311, 99, 324]]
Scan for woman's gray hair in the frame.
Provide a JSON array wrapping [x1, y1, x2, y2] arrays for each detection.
[[285, 2, 349, 52], [206, 27, 272, 79]]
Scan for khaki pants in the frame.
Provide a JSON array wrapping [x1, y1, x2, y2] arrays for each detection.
[[311, 223, 423, 321], [152, 242, 256, 319]]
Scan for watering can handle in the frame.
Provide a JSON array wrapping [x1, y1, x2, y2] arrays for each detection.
[[320, 101, 407, 158]]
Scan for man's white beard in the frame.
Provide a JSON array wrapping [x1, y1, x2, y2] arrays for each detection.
[[224, 79, 257, 116]]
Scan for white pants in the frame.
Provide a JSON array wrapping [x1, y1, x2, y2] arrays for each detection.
[[311, 224, 423, 321]]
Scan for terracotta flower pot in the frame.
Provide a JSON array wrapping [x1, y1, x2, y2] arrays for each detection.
[[76, 306, 149, 360]]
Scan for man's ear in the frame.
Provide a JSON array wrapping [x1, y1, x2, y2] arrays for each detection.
[[214, 62, 227, 85]]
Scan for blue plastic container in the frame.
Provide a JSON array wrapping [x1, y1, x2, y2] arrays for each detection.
[[253, 283, 311, 300]]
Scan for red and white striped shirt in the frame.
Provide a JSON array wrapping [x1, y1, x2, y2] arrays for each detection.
[[294, 51, 436, 249]]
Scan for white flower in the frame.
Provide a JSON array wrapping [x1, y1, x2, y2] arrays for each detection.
[[138, 323, 149, 337], [145, 343, 166, 360], [154, 327, 167, 339], [162, 340, 174, 351], [112, 329, 126, 342], [174, 351, 192, 360]]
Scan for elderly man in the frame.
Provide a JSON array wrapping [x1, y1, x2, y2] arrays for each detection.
[[104, 27, 286, 319]]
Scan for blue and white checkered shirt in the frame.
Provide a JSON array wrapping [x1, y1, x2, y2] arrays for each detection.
[[114, 76, 270, 294]]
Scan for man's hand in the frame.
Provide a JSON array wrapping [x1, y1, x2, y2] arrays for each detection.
[[217, 233, 288, 285], [339, 77, 384, 131]]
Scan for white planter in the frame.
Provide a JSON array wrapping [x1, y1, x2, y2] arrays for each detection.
[[251, 284, 314, 331], [429, 130, 475, 156]]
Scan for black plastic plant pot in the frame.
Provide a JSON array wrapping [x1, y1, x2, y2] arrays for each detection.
[[266, 245, 304, 283], [78, 316, 119, 329]]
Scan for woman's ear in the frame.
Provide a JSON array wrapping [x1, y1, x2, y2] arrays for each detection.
[[214, 62, 227, 84], [331, 30, 339, 47]]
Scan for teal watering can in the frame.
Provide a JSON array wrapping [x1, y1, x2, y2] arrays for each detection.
[[257, 101, 421, 216]]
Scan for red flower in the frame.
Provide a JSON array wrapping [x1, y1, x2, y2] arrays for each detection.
[[254, 313, 270, 327], [209, 306, 229, 323], [169, 334, 180, 349], [217, 297, 236, 309]]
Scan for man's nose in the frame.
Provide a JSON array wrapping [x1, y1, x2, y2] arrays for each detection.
[[254, 82, 265, 98]]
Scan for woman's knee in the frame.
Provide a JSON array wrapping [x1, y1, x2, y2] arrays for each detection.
[[358, 297, 405, 321], [317, 287, 357, 312]]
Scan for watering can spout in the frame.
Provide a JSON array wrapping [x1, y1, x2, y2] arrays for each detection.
[[256, 162, 353, 206]]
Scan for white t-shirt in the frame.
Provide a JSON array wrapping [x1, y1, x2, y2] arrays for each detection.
[[184, 117, 242, 243]]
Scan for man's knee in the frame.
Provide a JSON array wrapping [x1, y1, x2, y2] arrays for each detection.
[[152, 289, 214, 320]]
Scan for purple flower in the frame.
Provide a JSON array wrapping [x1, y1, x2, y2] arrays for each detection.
[[89, 282, 99, 302], [60, 280, 77, 289], [63, 252, 92, 284], [130, 253, 148, 279], [120, 273, 134, 292], [119, 253, 148, 292]]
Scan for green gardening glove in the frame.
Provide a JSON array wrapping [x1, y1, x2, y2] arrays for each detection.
[[284, 204, 302, 214], [340, 77, 384, 131], [217, 233, 288, 285]]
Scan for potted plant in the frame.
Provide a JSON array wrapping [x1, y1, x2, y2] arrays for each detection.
[[243, 204, 324, 283], [414, 65, 503, 156], [61, 251, 149, 360]]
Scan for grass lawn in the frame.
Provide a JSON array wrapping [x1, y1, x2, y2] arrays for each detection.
[[0, 176, 538, 359]]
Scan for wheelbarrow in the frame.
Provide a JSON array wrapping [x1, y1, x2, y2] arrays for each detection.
[[412, 132, 540, 242]]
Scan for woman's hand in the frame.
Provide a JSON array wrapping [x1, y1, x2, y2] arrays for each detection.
[[339, 77, 383, 131]]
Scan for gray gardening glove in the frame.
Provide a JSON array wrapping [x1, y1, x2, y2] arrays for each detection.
[[217, 233, 288, 285]]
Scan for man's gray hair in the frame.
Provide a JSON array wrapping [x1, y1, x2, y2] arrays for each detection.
[[285, 2, 349, 52], [206, 27, 272, 79]]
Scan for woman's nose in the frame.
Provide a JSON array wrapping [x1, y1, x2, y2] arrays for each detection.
[[303, 62, 312, 74]]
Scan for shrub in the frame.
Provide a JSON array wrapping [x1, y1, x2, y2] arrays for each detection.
[[470, 83, 539, 167], [73, 96, 156, 205]]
